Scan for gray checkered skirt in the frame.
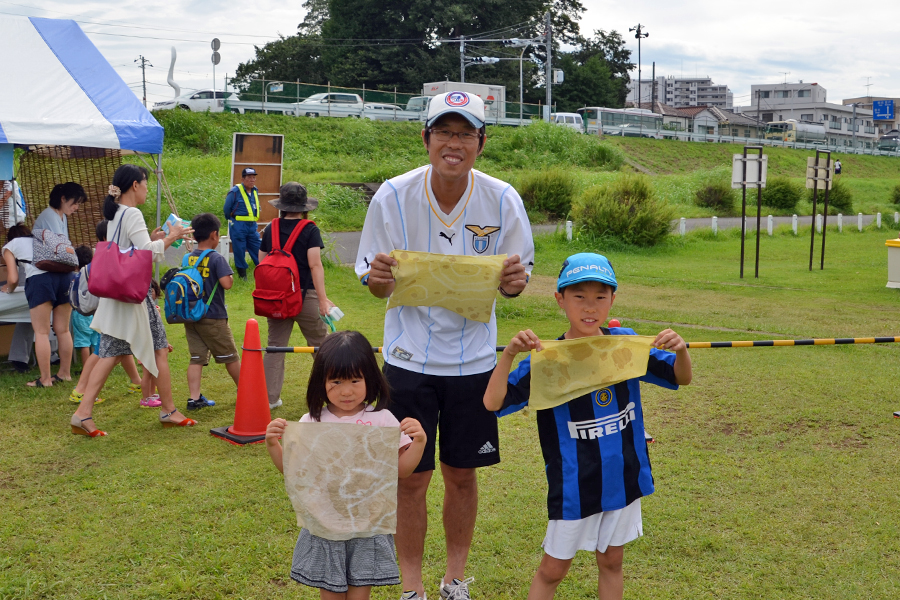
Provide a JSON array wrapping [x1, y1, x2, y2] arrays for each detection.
[[98, 290, 168, 358], [290, 528, 400, 593]]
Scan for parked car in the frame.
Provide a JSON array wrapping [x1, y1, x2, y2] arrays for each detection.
[[406, 96, 431, 112], [550, 112, 584, 132], [295, 93, 364, 117], [363, 103, 421, 122], [153, 90, 232, 112]]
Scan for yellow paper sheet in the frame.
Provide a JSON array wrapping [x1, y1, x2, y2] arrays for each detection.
[[386, 250, 506, 323], [529, 336, 656, 411], [283, 423, 399, 541]]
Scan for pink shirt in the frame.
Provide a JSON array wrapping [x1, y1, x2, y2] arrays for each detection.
[[300, 405, 412, 448]]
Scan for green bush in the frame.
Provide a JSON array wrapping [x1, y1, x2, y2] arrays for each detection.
[[694, 176, 736, 214], [761, 176, 802, 211], [517, 169, 577, 219], [891, 184, 900, 206], [806, 178, 853, 214], [570, 174, 674, 246]]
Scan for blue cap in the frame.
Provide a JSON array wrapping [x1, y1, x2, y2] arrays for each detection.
[[557, 253, 617, 292]]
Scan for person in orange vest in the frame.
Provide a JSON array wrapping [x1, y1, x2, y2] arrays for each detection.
[[223, 167, 262, 280]]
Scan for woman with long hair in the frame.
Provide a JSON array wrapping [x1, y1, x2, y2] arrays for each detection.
[[70, 164, 194, 436]]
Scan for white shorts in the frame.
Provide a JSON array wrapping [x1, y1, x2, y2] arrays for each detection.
[[542, 499, 643, 560]]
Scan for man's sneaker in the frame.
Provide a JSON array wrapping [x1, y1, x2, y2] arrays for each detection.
[[269, 398, 283, 409], [440, 577, 474, 600], [400, 592, 426, 600], [186, 394, 216, 410]]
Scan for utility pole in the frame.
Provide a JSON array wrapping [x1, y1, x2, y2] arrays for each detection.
[[629, 24, 648, 108], [852, 103, 858, 149], [545, 11, 552, 121], [651, 61, 656, 109], [460, 36, 466, 82], [134, 55, 152, 107]]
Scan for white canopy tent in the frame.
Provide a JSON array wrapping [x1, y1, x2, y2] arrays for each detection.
[[0, 15, 167, 229]]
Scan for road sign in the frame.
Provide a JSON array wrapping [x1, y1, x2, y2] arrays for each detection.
[[731, 154, 767, 188], [873, 99, 894, 120], [211, 38, 221, 51], [211, 51, 221, 65], [269, 83, 283, 93]]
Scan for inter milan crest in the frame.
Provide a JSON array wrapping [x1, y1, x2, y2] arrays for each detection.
[[465, 224, 501, 254], [593, 388, 612, 407]]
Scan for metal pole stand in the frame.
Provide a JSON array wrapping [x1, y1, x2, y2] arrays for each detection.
[[732, 147, 768, 278], [806, 150, 833, 270]]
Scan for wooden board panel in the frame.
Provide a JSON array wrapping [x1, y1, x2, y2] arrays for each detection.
[[233, 134, 283, 166], [231, 133, 284, 227]]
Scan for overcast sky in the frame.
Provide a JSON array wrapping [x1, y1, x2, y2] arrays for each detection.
[[7, 0, 900, 107]]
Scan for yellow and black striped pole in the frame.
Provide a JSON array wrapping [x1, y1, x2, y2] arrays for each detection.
[[248, 337, 900, 354]]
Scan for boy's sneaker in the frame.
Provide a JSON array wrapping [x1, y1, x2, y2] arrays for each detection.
[[140, 394, 161, 408], [440, 577, 474, 599], [645, 430, 655, 443], [186, 394, 216, 410], [400, 592, 426, 600], [269, 398, 283, 409], [894, 411, 900, 418]]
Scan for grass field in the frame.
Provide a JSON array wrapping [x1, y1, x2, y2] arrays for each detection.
[[145, 112, 900, 229], [2, 228, 899, 599]]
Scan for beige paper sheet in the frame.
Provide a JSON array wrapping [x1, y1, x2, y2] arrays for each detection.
[[529, 336, 656, 411], [283, 422, 399, 541], [386, 250, 507, 323]]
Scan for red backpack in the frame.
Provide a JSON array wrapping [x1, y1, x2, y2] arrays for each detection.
[[252, 218, 311, 319]]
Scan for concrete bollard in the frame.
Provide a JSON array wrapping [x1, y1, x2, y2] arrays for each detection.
[[566, 220, 572, 241], [858, 213, 863, 232], [877, 213, 882, 229], [792, 214, 798, 235], [837, 214, 843, 233], [895, 212, 899, 225], [767, 215, 773, 236], [680, 217, 685, 236], [816, 214, 823, 233], [712, 216, 717, 236]]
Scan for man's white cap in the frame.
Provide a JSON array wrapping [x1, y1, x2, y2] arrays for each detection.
[[425, 91, 485, 128]]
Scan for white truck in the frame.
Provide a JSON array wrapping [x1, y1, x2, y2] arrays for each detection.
[[423, 81, 507, 124]]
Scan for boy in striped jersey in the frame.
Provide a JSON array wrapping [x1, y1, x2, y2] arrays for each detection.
[[483, 253, 692, 600]]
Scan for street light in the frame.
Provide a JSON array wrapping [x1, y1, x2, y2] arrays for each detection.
[[264, 81, 284, 114], [629, 24, 649, 108], [503, 38, 538, 123]]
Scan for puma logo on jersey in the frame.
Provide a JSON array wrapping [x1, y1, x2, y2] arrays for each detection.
[[439, 232, 455, 245], [465, 224, 501, 254], [363, 257, 370, 269]]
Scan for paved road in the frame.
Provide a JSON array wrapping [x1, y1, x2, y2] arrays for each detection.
[[324, 216, 888, 265]]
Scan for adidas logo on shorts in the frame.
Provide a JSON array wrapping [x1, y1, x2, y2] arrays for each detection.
[[477, 441, 496, 454]]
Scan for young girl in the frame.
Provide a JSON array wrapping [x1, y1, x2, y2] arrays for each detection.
[[137, 279, 173, 408], [266, 330, 426, 600]]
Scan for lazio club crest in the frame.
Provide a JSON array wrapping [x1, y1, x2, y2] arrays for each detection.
[[465, 224, 501, 254]]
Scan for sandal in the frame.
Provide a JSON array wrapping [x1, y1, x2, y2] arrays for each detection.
[[51, 375, 71, 384], [128, 382, 142, 394], [68, 390, 105, 405], [27, 378, 50, 388], [140, 395, 162, 408], [70, 415, 107, 437], [159, 409, 196, 428]]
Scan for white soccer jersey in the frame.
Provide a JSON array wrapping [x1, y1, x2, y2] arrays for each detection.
[[355, 165, 535, 376]]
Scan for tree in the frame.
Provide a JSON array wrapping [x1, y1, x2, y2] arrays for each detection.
[[539, 29, 632, 109]]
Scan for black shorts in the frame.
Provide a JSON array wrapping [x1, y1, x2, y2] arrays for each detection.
[[24, 271, 74, 309], [383, 363, 499, 473]]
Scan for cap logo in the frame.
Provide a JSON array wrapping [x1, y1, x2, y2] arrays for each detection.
[[446, 92, 470, 107], [566, 264, 614, 279]]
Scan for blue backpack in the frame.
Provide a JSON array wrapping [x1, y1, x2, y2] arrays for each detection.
[[164, 249, 220, 324]]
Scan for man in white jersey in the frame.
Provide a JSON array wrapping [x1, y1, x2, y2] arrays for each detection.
[[355, 91, 534, 600]]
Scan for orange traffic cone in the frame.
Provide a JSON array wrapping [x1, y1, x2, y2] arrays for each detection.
[[211, 318, 271, 445]]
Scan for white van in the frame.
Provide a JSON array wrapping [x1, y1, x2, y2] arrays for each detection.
[[550, 112, 584, 132]]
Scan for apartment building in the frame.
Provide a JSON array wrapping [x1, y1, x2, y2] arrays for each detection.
[[739, 82, 877, 148], [842, 96, 900, 135], [627, 76, 733, 109]]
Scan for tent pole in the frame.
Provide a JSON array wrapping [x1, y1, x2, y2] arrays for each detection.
[[156, 151, 162, 280]]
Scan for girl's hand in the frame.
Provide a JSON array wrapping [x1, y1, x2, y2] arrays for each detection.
[[504, 329, 542, 357], [653, 329, 687, 353], [266, 418, 287, 443], [167, 344, 174, 353], [399, 418, 426, 445]]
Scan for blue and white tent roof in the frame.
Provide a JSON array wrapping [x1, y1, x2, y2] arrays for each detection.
[[0, 16, 164, 154]]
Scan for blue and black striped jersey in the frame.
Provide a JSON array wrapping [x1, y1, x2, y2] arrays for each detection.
[[497, 328, 679, 520]]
